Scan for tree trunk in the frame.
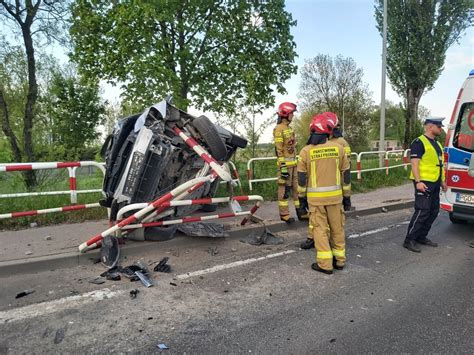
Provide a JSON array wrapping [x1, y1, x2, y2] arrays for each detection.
[[21, 20, 38, 188], [0, 89, 23, 162], [404, 88, 422, 148]]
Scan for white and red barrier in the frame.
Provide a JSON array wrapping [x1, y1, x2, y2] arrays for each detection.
[[79, 126, 264, 253], [247, 149, 412, 190], [0, 161, 105, 219]]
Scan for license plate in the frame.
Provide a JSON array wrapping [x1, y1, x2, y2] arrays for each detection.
[[456, 192, 474, 205]]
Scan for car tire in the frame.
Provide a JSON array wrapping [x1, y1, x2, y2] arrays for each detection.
[[200, 203, 218, 213], [192, 115, 227, 161], [449, 212, 467, 224]]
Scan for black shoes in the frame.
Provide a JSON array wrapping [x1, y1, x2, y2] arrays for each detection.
[[403, 240, 421, 253], [417, 238, 438, 247], [280, 216, 295, 224], [311, 263, 333, 275], [300, 238, 314, 249], [333, 257, 344, 270]]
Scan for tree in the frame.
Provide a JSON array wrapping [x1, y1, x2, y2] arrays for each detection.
[[297, 54, 374, 152], [369, 101, 430, 145], [375, 0, 472, 148], [0, 0, 70, 188], [40, 70, 106, 160], [70, 0, 297, 113]]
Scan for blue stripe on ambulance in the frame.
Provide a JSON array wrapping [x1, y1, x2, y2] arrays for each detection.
[[445, 147, 471, 167]]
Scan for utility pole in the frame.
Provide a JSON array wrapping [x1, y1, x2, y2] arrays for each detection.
[[379, 0, 387, 166]]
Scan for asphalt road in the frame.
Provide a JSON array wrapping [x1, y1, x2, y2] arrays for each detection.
[[0, 209, 472, 354]]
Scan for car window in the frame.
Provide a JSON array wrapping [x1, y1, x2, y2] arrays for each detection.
[[453, 102, 474, 152]]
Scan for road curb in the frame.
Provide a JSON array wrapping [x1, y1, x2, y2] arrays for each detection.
[[0, 200, 413, 277]]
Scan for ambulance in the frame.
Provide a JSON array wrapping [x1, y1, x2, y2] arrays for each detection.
[[440, 69, 474, 223]]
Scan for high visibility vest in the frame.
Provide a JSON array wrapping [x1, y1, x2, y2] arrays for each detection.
[[409, 135, 444, 182]]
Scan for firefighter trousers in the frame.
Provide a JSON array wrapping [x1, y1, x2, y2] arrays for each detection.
[[277, 166, 299, 217], [309, 204, 346, 271]]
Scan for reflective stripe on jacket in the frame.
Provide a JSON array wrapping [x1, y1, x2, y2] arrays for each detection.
[[297, 141, 350, 207], [273, 120, 297, 167]]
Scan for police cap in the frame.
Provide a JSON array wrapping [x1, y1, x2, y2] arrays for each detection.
[[423, 117, 444, 127]]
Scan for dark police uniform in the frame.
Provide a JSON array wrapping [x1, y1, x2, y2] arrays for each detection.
[[405, 119, 445, 247]]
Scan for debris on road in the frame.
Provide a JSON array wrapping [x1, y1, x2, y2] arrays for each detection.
[[15, 290, 35, 299], [154, 257, 171, 273], [25, 251, 33, 255], [100, 235, 120, 269], [135, 270, 153, 287], [178, 222, 228, 238], [130, 289, 139, 299], [157, 343, 169, 350], [208, 246, 219, 256], [240, 226, 283, 246], [88, 277, 106, 285], [44, 235, 52, 241], [29, 222, 38, 228]]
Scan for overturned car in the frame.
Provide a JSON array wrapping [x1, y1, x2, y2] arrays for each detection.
[[100, 99, 247, 221], [78, 99, 263, 257]]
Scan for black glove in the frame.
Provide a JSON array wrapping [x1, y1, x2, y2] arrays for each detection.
[[343, 196, 351, 211], [299, 197, 309, 211]]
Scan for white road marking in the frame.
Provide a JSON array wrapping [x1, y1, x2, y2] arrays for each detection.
[[176, 250, 296, 280], [0, 288, 124, 324], [348, 221, 410, 239], [348, 227, 389, 239]]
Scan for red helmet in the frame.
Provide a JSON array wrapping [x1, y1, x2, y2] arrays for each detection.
[[277, 102, 297, 118], [309, 112, 338, 134]]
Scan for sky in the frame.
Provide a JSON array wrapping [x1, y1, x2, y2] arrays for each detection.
[[259, 0, 473, 143], [2, 0, 472, 144], [169, 0, 473, 142]]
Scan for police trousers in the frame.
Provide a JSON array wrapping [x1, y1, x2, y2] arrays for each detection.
[[405, 181, 440, 242]]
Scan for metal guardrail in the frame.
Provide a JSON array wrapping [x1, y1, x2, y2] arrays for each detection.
[[0, 161, 105, 219], [0, 160, 244, 220], [246, 149, 412, 191]]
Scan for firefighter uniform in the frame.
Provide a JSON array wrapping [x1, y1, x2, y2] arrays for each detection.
[[298, 140, 350, 271], [404, 133, 445, 248], [273, 119, 299, 220], [331, 136, 352, 199]]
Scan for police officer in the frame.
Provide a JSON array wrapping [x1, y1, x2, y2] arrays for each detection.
[[297, 113, 350, 274], [404, 118, 447, 253], [300, 114, 351, 249], [273, 102, 308, 223]]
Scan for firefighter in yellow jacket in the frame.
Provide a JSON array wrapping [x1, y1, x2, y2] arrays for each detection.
[[297, 112, 350, 274], [331, 120, 352, 211], [300, 113, 351, 250], [273, 102, 308, 223]]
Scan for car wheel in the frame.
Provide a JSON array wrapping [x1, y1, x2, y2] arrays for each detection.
[[449, 212, 467, 224], [192, 115, 227, 161], [200, 203, 218, 213]]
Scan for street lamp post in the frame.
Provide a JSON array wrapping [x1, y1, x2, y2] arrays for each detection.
[[379, 0, 387, 166]]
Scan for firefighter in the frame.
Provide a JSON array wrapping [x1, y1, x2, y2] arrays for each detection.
[[403, 118, 447, 252], [297, 112, 350, 274], [273, 102, 308, 223], [300, 114, 351, 249]]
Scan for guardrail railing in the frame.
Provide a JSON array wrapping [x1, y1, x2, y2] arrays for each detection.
[[247, 149, 412, 191], [0, 161, 106, 219]]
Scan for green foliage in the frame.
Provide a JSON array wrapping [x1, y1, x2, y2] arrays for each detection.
[[70, 0, 298, 113], [369, 101, 428, 144], [297, 54, 374, 152], [374, 0, 472, 146], [39, 71, 106, 160]]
